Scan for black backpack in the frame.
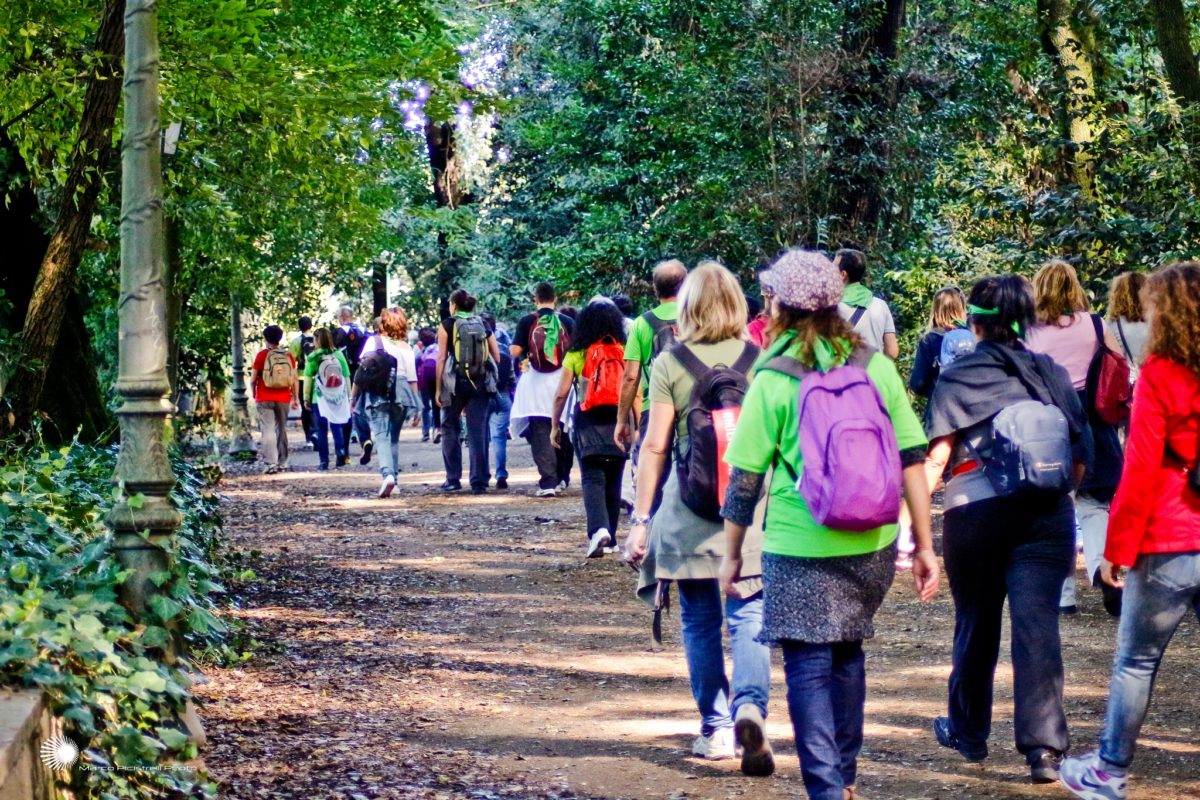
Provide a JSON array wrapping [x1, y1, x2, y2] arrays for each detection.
[[334, 323, 366, 370], [672, 343, 760, 521], [296, 333, 315, 371], [452, 316, 490, 383], [354, 337, 398, 400], [644, 312, 679, 367]]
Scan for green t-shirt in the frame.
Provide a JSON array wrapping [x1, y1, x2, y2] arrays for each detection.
[[562, 349, 585, 376], [624, 301, 678, 403], [723, 339, 927, 559], [649, 338, 750, 440], [302, 348, 350, 403]]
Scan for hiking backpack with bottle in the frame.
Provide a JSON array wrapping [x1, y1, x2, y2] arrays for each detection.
[[762, 346, 903, 532], [577, 336, 626, 412], [644, 312, 679, 367], [333, 323, 365, 373], [672, 343, 760, 521], [262, 348, 296, 389], [355, 337, 398, 400], [528, 313, 571, 373], [452, 315, 490, 384]]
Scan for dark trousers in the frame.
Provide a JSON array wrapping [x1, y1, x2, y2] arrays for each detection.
[[312, 406, 347, 467], [419, 385, 440, 439], [943, 494, 1075, 760], [442, 385, 491, 488], [299, 382, 313, 443], [580, 455, 625, 537], [526, 417, 573, 490], [782, 640, 866, 800], [342, 393, 372, 446]]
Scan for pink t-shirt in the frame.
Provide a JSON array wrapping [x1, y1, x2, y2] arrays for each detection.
[[1025, 311, 1098, 389]]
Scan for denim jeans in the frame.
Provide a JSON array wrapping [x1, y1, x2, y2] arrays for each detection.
[[419, 385, 440, 439], [1099, 551, 1200, 768], [368, 404, 409, 478], [342, 391, 372, 447], [312, 405, 346, 467], [1060, 492, 1112, 607], [782, 640, 866, 800], [488, 391, 512, 481], [676, 580, 770, 737], [943, 494, 1074, 760]]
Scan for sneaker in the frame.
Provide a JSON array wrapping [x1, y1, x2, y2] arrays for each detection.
[[336, 455, 349, 468], [433, 431, 442, 444], [359, 440, 373, 466], [692, 726, 735, 761], [264, 465, 279, 475], [1060, 751, 1128, 800], [495, 478, 508, 490], [471, 485, 487, 495], [317, 463, 329, 471], [421, 435, 430, 443], [535, 487, 557, 498], [1029, 748, 1063, 784], [734, 704, 775, 777], [895, 552, 914, 572], [1060, 604, 1079, 615], [439, 480, 462, 492], [586, 528, 612, 558], [304, 442, 314, 451], [378, 475, 396, 499], [933, 716, 987, 762], [555, 480, 568, 494]]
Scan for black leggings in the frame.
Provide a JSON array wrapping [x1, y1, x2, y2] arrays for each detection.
[[580, 455, 625, 538]]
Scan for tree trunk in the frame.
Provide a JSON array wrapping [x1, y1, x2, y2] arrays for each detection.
[[165, 216, 184, 404], [371, 260, 388, 318], [1037, 0, 1101, 201], [1148, 0, 1200, 105], [827, 0, 907, 243], [8, 0, 125, 431], [424, 119, 475, 303]]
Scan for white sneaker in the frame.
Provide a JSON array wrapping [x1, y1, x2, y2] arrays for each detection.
[[555, 480, 568, 494], [586, 528, 612, 558], [535, 487, 557, 498], [692, 726, 735, 761], [378, 475, 396, 498]]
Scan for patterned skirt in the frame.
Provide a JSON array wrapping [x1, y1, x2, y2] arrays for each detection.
[[759, 544, 897, 645]]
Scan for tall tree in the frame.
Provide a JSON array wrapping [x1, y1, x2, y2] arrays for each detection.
[[1148, 0, 1200, 105], [6, 0, 124, 432], [1037, 0, 1102, 200]]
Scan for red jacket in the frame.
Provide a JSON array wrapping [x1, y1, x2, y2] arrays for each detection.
[[1105, 355, 1200, 566]]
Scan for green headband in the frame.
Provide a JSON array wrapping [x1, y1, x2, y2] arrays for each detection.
[[968, 304, 1023, 336]]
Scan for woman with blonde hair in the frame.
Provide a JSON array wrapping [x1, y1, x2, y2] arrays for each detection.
[[1061, 263, 1200, 800], [909, 286, 969, 401], [1106, 272, 1149, 382], [624, 261, 772, 776], [1027, 259, 1127, 616], [352, 307, 419, 498]]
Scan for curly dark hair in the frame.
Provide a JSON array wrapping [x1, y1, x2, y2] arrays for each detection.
[[1146, 262, 1200, 377], [569, 301, 627, 352]]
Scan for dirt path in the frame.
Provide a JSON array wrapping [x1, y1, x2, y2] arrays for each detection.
[[196, 425, 1200, 799]]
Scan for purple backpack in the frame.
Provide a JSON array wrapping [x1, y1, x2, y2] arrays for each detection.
[[762, 346, 903, 532]]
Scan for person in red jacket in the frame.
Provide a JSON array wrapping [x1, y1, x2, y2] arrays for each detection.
[[1060, 261, 1200, 800]]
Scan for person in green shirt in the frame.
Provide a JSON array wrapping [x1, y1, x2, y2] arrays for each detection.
[[717, 249, 939, 800], [302, 327, 352, 470], [290, 315, 316, 447]]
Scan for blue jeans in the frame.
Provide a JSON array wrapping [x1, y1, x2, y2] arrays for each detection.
[[312, 406, 347, 467], [368, 404, 409, 478], [1100, 551, 1200, 768], [488, 391, 512, 481], [419, 386, 439, 439], [782, 640, 866, 800], [676, 580, 770, 737], [343, 392, 372, 446]]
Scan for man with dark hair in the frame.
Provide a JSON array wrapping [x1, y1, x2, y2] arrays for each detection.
[[251, 324, 297, 473], [615, 258, 687, 512], [290, 316, 316, 447], [333, 305, 374, 460], [835, 248, 899, 359], [511, 282, 577, 496]]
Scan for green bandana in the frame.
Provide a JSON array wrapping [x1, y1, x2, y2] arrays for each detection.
[[968, 304, 1023, 336], [539, 311, 562, 361], [842, 282, 874, 309]]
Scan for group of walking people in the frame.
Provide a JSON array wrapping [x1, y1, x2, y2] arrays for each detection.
[[248, 249, 1199, 800]]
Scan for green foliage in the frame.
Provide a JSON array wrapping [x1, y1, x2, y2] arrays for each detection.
[[0, 441, 241, 797]]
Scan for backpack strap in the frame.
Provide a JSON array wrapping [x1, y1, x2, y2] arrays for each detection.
[[669, 343, 711, 382], [759, 355, 809, 381], [848, 344, 878, 370], [1089, 313, 1107, 352], [731, 343, 760, 375], [644, 311, 673, 334], [849, 306, 868, 327], [1115, 319, 1133, 364]]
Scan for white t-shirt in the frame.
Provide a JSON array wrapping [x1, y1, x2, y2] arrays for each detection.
[[359, 335, 418, 382], [1108, 317, 1149, 381], [838, 297, 896, 354]]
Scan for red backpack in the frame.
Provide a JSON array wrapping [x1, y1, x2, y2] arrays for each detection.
[[528, 313, 571, 373], [1086, 314, 1132, 426], [578, 337, 626, 412]]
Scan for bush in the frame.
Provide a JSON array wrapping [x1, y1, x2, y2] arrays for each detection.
[[0, 440, 238, 798]]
